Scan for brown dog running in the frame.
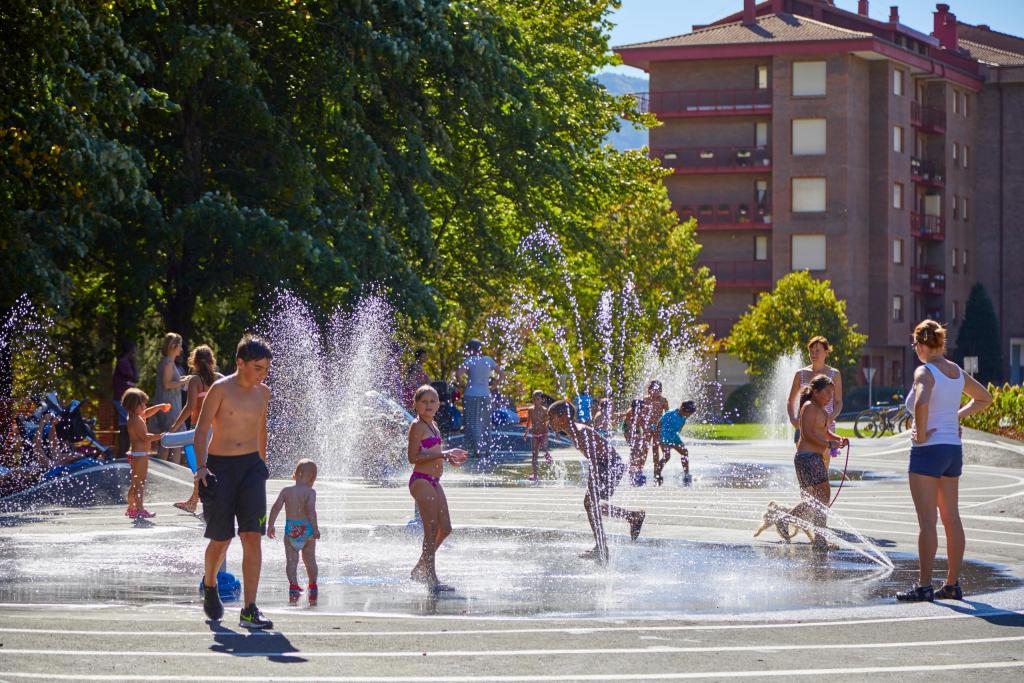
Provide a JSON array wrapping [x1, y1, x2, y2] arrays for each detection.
[[753, 501, 815, 543]]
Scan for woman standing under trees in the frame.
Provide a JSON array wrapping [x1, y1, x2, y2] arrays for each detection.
[[153, 333, 190, 463], [787, 336, 844, 470]]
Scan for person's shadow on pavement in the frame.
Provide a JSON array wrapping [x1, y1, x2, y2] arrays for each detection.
[[208, 621, 307, 663], [933, 597, 1024, 628]]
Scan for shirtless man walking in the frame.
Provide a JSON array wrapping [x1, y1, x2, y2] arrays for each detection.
[[194, 335, 273, 629]]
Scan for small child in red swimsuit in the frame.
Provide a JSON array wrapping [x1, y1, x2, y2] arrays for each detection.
[[523, 390, 553, 482]]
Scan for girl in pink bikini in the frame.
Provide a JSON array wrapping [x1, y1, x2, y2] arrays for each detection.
[[407, 384, 467, 591]]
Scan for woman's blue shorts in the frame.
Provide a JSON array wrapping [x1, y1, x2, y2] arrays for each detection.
[[909, 443, 963, 478]]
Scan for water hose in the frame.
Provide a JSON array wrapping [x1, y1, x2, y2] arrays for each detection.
[[828, 442, 851, 508]]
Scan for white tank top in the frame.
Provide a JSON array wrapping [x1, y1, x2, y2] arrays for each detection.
[[905, 362, 964, 446]]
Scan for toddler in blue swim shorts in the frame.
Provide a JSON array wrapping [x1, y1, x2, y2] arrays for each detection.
[[268, 459, 320, 602]]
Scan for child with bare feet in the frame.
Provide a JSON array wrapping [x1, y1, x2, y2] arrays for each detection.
[[407, 385, 468, 591], [121, 388, 169, 519], [593, 397, 613, 438], [524, 390, 552, 482], [656, 400, 696, 486], [547, 400, 645, 564], [790, 374, 849, 551], [268, 459, 320, 603]]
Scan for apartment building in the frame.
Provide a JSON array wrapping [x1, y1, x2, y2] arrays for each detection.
[[616, 0, 996, 388]]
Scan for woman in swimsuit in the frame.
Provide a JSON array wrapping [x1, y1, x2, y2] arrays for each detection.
[[407, 384, 468, 591], [170, 345, 224, 513], [787, 336, 844, 470]]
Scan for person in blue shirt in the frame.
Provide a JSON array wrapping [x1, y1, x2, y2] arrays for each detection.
[[656, 400, 696, 486]]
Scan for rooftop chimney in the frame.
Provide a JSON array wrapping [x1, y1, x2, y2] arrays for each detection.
[[933, 3, 958, 50], [743, 0, 756, 25], [858, 0, 869, 16], [771, 0, 784, 14], [889, 5, 899, 23]]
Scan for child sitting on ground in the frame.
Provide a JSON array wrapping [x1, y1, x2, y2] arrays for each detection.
[[268, 459, 321, 602], [547, 400, 645, 564], [121, 388, 170, 519], [656, 400, 696, 487], [523, 390, 553, 481]]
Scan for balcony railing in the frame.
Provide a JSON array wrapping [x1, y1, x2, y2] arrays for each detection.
[[677, 202, 772, 230], [701, 260, 772, 288], [910, 101, 946, 134], [652, 146, 771, 174], [911, 156, 945, 187], [911, 212, 944, 240], [634, 89, 772, 117], [911, 266, 946, 294]]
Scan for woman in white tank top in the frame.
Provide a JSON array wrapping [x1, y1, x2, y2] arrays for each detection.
[[896, 320, 992, 603]]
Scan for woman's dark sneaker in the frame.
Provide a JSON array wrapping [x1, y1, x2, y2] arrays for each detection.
[[239, 603, 273, 630], [934, 582, 963, 600], [202, 580, 224, 620], [896, 584, 934, 602]]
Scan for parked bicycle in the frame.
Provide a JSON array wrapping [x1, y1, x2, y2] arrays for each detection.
[[854, 395, 911, 438]]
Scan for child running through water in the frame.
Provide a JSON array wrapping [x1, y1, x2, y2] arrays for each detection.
[[547, 400, 645, 564], [268, 459, 320, 603], [121, 388, 170, 519], [656, 400, 696, 486], [524, 390, 552, 482], [407, 385, 468, 591], [790, 374, 849, 551]]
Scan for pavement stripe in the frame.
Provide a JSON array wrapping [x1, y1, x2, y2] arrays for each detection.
[[2, 634, 1023, 658], [0, 608, 1021, 637], [2, 660, 1024, 680]]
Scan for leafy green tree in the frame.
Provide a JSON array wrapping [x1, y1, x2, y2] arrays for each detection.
[[955, 283, 1003, 384], [728, 271, 866, 377]]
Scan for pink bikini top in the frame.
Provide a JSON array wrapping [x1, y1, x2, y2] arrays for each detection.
[[420, 425, 442, 450]]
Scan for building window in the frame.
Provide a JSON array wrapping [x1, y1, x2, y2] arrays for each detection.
[[792, 61, 827, 97], [952, 194, 959, 219], [893, 239, 903, 265], [952, 300, 959, 323], [755, 235, 769, 261], [963, 196, 969, 221], [893, 183, 904, 209], [964, 249, 969, 273], [893, 295, 903, 322], [755, 179, 769, 209], [792, 177, 826, 212], [893, 126, 903, 153], [952, 247, 959, 273], [792, 118, 826, 155], [893, 69, 904, 96], [791, 235, 827, 271], [953, 142, 959, 163], [756, 121, 769, 148], [963, 93, 969, 117], [953, 90, 960, 114], [963, 145, 969, 168], [757, 65, 769, 90]]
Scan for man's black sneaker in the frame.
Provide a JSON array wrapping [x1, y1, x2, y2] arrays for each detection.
[[896, 584, 934, 602], [934, 581, 963, 600], [239, 603, 273, 630], [202, 580, 224, 620]]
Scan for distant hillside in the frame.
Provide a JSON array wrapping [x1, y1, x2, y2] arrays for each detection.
[[595, 71, 649, 151]]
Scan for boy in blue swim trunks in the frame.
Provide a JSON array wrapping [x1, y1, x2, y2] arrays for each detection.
[[268, 459, 320, 602], [656, 400, 696, 486]]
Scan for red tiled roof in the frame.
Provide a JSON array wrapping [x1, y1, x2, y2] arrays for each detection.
[[959, 39, 1024, 67], [615, 13, 872, 51]]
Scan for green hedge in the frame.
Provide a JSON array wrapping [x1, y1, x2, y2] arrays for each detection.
[[962, 383, 1024, 437]]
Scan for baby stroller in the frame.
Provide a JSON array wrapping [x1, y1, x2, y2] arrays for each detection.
[[17, 393, 113, 461], [431, 381, 462, 434]]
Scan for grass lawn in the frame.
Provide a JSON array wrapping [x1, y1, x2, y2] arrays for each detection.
[[687, 423, 859, 440]]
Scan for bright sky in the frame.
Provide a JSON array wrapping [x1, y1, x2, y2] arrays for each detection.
[[606, 0, 1024, 77]]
